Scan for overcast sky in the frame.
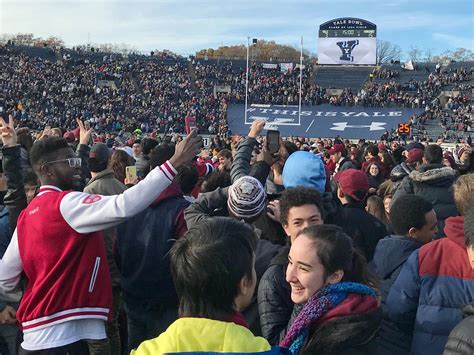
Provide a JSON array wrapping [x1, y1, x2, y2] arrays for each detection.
[[1, 0, 473, 56]]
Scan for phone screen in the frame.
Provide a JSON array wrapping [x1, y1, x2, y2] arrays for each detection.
[[125, 166, 137, 181], [266, 130, 280, 154]]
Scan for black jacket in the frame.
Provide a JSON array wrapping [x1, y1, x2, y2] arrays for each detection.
[[444, 303, 474, 355], [371, 235, 423, 354], [2, 144, 27, 230], [392, 164, 458, 238], [331, 202, 388, 262], [258, 245, 292, 345]]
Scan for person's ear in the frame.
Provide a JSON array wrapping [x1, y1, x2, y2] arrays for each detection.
[[40, 163, 53, 177], [337, 188, 344, 199], [327, 270, 344, 285], [283, 224, 291, 237], [408, 227, 418, 239]]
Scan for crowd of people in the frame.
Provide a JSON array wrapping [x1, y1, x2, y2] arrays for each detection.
[[1, 43, 472, 140], [0, 109, 472, 354]]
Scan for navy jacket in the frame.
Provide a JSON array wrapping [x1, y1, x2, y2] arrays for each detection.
[[117, 183, 190, 306], [371, 235, 423, 354], [387, 216, 474, 354]]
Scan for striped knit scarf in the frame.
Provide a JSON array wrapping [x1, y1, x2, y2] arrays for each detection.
[[280, 282, 376, 354]]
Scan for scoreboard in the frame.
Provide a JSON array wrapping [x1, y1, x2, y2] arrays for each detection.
[[318, 18, 377, 65]]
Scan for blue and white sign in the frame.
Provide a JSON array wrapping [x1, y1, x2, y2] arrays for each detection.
[[227, 104, 424, 139]]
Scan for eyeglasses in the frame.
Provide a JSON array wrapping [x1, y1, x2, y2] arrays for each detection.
[[43, 157, 82, 168]]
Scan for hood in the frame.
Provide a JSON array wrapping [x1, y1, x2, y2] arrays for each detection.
[[282, 151, 326, 193], [316, 293, 379, 327], [409, 165, 457, 185], [372, 235, 422, 279], [390, 162, 413, 182], [444, 216, 465, 247], [150, 182, 184, 207]]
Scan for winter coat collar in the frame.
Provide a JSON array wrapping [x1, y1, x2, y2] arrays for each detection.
[[409, 164, 457, 183]]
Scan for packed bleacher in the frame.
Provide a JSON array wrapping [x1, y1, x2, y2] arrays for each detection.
[[0, 42, 473, 355]]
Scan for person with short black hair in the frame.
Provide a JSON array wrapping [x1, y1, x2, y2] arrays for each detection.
[[258, 187, 325, 344], [387, 174, 474, 354], [132, 217, 286, 354], [175, 163, 199, 203], [0, 127, 201, 353], [392, 144, 458, 238], [117, 141, 192, 352], [371, 195, 437, 354]]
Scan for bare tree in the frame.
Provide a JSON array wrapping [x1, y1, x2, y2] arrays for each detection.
[[377, 40, 403, 64], [408, 46, 423, 62]]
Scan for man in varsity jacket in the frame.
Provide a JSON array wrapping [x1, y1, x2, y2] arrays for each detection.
[[0, 121, 201, 353]]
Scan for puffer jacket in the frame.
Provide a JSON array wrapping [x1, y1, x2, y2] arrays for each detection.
[[444, 303, 474, 355], [258, 246, 292, 345], [371, 235, 423, 354], [387, 216, 474, 354], [391, 164, 458, 238]]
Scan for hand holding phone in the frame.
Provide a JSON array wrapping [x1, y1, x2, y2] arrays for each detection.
[[125, 166, 137, 183], [266, 130, 280, 155]]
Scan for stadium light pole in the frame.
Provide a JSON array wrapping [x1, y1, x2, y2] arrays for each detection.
[[298, 36, 303, 126], [244, 36, 250, 124]]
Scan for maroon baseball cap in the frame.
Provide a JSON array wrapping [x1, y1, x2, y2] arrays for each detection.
[[406, 148, 424, 164], [328, 143, 345, 155], [334, 169, 369, 201]]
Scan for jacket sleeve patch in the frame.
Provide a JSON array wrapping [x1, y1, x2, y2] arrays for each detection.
[[82, 195, 102, 204]]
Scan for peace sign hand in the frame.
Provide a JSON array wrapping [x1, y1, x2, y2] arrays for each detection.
[[76, 118, 93, 145], [0, 115, 17, 147]]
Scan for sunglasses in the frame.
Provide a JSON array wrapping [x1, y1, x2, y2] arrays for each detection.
[[43, 157, 82, 168]]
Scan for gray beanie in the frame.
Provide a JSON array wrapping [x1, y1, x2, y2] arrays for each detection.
[[227, 176, 266, 220]]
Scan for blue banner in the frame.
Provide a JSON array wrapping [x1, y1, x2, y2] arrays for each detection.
[[227, 104, 424, 139]]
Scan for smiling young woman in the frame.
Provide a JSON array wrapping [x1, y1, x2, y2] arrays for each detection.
[[281, 225, 381, 354]]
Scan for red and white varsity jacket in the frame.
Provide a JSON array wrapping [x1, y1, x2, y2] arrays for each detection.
[[0, 161, 177, 332]]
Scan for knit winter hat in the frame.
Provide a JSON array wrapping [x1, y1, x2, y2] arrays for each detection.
[[227, 176, 266, 220]]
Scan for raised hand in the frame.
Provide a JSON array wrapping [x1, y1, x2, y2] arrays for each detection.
[[267, 199, 281, 223], [248, 119, 266, 138], [76, 118, 93, 145], [0, 115, 17, 147], [169, 130, 202, 168]]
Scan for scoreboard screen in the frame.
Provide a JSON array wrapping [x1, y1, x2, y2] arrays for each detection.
[[318, 18, 377, 65]]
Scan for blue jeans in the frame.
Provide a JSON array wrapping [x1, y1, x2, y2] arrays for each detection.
[[123, 299, 177, 353]]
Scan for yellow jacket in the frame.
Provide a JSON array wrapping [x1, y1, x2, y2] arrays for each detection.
[[131, 317, 273, 354]]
